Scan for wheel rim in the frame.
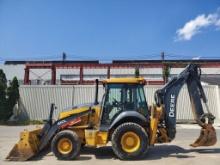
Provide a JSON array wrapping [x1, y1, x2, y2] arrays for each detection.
[[57, 137, 73, 154], [120, 131, 140, 153]]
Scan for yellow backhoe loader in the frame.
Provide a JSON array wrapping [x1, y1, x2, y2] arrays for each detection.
[[6, 64, 217, 160]]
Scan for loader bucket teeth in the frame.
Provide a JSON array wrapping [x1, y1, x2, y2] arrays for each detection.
[[190, 124, 217, 147], [6, 129, 42, 161]]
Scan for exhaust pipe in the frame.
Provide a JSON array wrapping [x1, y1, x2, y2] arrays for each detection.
[[48, 103, 55, 125], [94, 79, 99, 105]]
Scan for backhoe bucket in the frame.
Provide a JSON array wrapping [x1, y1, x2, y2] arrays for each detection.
[[190, 124, 217, 147], [6, 128, 41, 161]]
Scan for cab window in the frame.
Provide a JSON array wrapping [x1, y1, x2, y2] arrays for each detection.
[[101, 84, 148, 125], [101, 84, 124, 125]]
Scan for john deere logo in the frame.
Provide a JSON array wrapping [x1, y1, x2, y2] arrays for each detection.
[[169, 94, 175, 117]]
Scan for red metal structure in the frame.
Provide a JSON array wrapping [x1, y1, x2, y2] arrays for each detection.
[[23, 60, 220, 85], [24, 62, 165, 85]]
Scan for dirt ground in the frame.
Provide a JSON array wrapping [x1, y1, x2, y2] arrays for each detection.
[[0, 125, 220, 165]]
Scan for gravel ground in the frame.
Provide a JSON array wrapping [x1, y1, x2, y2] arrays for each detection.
[[0, 125, 219, 165]]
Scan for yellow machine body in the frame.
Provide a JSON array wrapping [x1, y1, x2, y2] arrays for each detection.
[[102, 77, 146, 84], [6, 76, 217, 161], [6, 104, 108, 161], [58, 105, 109, 147]]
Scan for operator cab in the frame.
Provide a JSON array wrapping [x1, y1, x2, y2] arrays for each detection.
[[100, 77, 149, 129]]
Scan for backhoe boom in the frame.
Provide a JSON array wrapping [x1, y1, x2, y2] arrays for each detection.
[[154, 64, 217, 146]]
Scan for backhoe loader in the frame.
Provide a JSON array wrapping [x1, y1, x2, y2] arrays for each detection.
[[6, 64, 217, 160]]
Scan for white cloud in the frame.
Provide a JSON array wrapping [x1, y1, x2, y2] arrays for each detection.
[[215, 19, 220, 27], [176, 9, 220, 41]]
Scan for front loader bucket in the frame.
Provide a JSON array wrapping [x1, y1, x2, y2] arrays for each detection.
[[190, 124, 217, 147], [6, 128, 41, 161]]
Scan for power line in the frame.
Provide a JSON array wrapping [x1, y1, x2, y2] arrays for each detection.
[[1, 52, 219, 62]]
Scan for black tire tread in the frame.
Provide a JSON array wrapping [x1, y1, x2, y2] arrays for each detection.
[[111, 122, 149, 160], [51, 130, 81, 160]]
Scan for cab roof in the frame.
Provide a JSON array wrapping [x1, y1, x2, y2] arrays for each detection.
[[102, 77, 145, 84]]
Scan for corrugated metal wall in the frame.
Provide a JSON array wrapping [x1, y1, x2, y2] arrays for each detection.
[[19, 86, 74, 119], [19, 85, 220, 122], [145, 85, 220, 122]]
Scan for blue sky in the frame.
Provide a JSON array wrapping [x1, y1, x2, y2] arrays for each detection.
[[0, 0, 220, 62]]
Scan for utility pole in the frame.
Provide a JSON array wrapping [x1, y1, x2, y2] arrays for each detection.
[[161, 51, 166, 84], [161, 51, 165, 61], [62, 52, 67, 62], [161, 52, 170, 84]]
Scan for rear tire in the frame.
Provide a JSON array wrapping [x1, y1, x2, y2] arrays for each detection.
[[51, 130, 81, 160], [111, 122, 149, 160]]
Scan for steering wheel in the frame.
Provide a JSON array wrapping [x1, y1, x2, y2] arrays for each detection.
[[112, 98, 120, 107]]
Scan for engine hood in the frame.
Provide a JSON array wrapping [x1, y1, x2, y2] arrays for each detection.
[[58, 103, 98, 119]]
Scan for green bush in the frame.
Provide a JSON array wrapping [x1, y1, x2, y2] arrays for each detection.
[[6, 77, 20, 119], [0, 69, 7, 121], [0, 69, 20, 121]]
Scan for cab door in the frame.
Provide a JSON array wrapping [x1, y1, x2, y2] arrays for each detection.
[[101, 84, 124, 126], [100, 83, 148, 129]]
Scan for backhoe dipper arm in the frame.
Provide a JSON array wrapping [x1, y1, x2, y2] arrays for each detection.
[[154, 64, 215, 141]]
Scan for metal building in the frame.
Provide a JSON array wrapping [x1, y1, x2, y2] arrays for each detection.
[[1, 59, 220, 85]]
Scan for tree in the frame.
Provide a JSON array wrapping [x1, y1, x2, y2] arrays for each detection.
[[0, 69, 7, 120], [0, 69, 7, 88], [0, 70, 20, 121], [162, 65, 170, 83], [6, 77, 20, 119], [135, 67, 140, 78]]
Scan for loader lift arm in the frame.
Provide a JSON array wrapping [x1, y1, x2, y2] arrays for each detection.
[[154, 64, 216, 146]]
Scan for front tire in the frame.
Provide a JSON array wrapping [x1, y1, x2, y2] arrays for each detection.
[[51, 130, 81, 160], [111, 122, 149, 160]]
